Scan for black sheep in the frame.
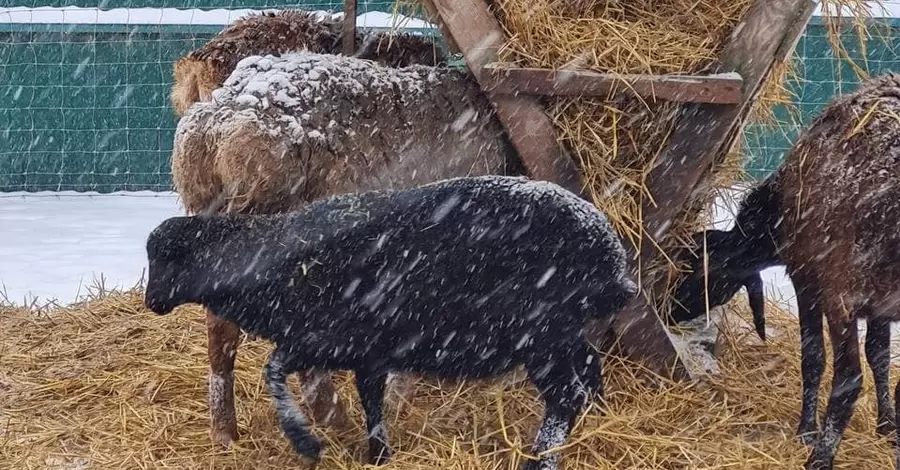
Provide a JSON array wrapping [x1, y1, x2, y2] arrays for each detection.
[[143, 175, 637, 470], [668, 171, 783, 341]]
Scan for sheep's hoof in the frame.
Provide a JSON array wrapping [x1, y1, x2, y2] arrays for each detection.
[[803, 452, 834, 470], [368, 446, 392, 466], [286, 431, 322, 462], [210, 424, 239, 449], [519, 457, 554, 470]]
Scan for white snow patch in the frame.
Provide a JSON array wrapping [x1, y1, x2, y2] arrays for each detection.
[[0, 191, 182, 306]]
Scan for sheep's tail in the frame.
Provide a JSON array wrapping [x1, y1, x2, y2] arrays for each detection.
[[171, 57, 216, 117]]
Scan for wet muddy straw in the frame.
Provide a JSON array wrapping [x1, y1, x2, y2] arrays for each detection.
[[1, 287, 897, 469]]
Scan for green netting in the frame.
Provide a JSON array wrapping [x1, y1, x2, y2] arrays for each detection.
[[742, 18, 900, 180], [0, 8, 898, 192]]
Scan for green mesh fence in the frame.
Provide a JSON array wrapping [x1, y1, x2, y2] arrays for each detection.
[[742, 17, 900, 180], [0, 7, 898, 192]]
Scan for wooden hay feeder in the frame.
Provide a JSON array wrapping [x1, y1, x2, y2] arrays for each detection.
[[344, 0, 816, 381]]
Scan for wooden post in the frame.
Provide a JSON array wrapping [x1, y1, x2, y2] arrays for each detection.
[[343, 0, 357, 56], [428, 0, 690, 379], [613, 0, 816, 371]]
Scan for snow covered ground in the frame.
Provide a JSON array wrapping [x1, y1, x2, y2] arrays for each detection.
[[0, 191, 183, 306]]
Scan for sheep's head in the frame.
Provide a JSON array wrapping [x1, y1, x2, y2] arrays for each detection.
[[669, 229, 740, 322], [144, 216, 212, 315]]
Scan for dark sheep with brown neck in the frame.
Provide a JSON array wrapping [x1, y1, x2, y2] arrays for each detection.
[[143, 175, 637, 470], [674, 73, 900, 470], [777, 73, 900, 470]]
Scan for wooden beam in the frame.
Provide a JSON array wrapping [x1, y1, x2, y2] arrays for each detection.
[[342, 0, 357, 56], [430, 0, 690, 380], [429, 0, 586, 198], [615, 0, 816, 369], [482, 64, 744, 104]]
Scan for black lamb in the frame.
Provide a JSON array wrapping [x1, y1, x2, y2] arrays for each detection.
[[143, 175, 637, 470]]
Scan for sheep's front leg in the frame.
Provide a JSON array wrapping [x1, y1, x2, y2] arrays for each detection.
[[265, 349, 322, 462], [355, 370, 391, 465], [805, 310, 862, 470], [522, 342, 602, 470], [745, 273, 767, 342], [206, 309, 242, 447], [794, 272, 826, 446], [864, 315, 894, 436]]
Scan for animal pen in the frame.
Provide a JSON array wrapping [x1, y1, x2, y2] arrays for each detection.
[[4, 1, 900, 469]]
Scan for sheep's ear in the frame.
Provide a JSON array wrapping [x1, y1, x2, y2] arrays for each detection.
[[745, 273, 766, 342]]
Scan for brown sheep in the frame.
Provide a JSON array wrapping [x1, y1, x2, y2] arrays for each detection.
[[775, 73, 900, 470], [170, 9, 447, 116], [172, 51, 526, 448]]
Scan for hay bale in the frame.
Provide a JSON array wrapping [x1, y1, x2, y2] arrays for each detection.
[[2, 288, 898, 469], [170, 9, 447, 116]]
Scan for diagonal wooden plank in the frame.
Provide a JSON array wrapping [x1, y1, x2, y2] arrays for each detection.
[[611, 0, 816, 374], [428, 0, 587, 198], [639, 0, 815, 261]]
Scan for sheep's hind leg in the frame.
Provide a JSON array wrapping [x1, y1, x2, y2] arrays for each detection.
[[522, 343, 602, 470], [864, 315, 894, 436], [355, 369, 391, 465], [805, 309, 862, 470], [206, 309, 242, 447], [265, 349, 322, 462]]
